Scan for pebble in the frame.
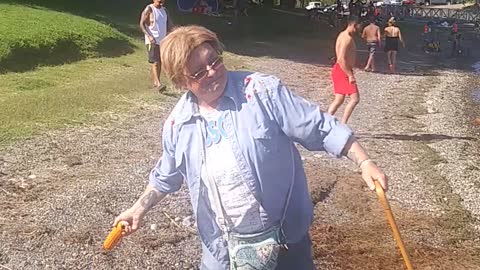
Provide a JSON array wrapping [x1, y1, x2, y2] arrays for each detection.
[[427, 107, 438, 114], [65, 155, 82, 167], [150, 224, 158, 230], [182, 216, 193, 227], [472, 118, 480, 126]]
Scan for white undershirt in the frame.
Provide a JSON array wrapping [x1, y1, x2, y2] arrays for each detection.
[[200, 109, 265, 234]]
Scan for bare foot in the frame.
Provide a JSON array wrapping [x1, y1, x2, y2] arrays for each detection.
[[388, 64, 395, 73]]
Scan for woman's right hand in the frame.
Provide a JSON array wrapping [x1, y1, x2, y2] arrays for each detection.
[[113, 208, 144, 237]]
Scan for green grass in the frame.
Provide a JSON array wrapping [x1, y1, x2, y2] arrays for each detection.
[[0, 43, 246, 146], [0, 42, 149, 145], [0, 3, 135, 73]]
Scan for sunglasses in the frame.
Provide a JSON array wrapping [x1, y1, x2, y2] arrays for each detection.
[[188, 56, 224, 81]]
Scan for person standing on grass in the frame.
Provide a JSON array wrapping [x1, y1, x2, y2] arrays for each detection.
[[361, 16, 381, 72], [140, 0, 174, 92], [328, 16, 360, 125]]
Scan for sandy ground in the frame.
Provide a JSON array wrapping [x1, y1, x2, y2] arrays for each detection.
[[1, 31, 480, 269]]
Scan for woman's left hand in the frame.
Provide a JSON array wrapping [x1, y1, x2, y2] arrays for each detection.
[[361, 161, 388, 191]]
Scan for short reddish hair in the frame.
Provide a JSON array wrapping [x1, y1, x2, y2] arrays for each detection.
[[160, 25, 224, 87]]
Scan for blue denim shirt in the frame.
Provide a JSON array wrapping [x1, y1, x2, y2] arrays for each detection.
[[149, 71, 353, 269]]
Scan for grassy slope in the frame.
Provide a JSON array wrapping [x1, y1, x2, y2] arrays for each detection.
[[0, 45, 246, 145], [0, 45, 150, 144], [0, 3, 135, 73]]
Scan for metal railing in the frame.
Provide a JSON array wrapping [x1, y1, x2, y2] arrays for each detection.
[[380, 5, 480, 23]]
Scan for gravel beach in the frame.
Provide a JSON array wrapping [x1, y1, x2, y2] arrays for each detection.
[[1, 34, 479, 269]]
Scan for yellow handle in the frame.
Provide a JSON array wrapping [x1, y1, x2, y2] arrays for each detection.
[[374, 181, 413, 270], [102, 222, 125, 250]]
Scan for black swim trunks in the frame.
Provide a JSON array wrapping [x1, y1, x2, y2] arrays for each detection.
[[146, 44, 160, 64]]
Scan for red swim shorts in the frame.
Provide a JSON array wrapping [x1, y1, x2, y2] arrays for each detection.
[[331, 63, 358, 95]]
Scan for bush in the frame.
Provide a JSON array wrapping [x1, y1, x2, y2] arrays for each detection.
[[0, 4, 135, 73]]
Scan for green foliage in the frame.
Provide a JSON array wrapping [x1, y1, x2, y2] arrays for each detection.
[[0, 3, 135, 73]]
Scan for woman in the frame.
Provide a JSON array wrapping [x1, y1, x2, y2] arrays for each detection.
[[384, 17, 405, 73], [112, 25, 388, 270]]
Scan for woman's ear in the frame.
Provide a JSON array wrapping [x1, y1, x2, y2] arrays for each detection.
[[176, 78, 186, 89], [174, 77, 190, 92]]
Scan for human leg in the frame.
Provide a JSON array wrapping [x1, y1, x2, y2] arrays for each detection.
[[364, 53, 372, 71], [364, 43, 376, 71], [341, 92, 359, 124], [148, 44, 162, 88], [328, 94, 346, 116], [387, 51, 393, 72], [370, 46, 376, 71], [391, 51, 397, 73], [151, 63, 161, 88]]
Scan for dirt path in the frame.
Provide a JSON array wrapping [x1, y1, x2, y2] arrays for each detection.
[[1, 39, 479, 269]]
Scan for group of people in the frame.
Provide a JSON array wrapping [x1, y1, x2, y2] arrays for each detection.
[[423, 20, 464, 56], [113, 1, 389, 269], [362, 16, 406, 73], [327, 15, 405, 126]]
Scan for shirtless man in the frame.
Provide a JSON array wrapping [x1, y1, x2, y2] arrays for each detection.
[[362, 16, 381, 72], [328, 16, 360, 124]]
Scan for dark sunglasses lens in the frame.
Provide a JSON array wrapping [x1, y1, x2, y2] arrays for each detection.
[[195, 70, 208, 80]]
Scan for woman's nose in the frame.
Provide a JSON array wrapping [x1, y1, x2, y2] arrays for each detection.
[[206, 67, 216, 77]]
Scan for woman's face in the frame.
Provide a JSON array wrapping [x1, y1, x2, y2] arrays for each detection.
[[183, 43, 228, 106]]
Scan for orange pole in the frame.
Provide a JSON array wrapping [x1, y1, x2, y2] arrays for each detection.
[[374, 181, 413, 270]]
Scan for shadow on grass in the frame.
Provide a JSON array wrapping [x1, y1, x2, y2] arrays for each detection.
[[0, 38, 135, 74], [95, 37, 137, 58], [0, 40, 83, 73], [2, 0, 147, 37]]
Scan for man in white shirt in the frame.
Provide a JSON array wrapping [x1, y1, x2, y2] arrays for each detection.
[[140, 0, 174, 92]]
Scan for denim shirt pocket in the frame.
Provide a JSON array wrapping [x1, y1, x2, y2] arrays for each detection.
[[251, 122, 278, 155]]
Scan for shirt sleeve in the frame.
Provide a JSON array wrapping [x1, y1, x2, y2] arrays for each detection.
[[148, 119, 183, 193], [261, 76, 353, 157]]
